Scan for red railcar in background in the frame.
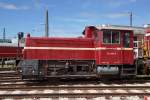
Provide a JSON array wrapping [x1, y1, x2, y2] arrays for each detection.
[[0, 44, 22, 58], [0, 40, 23, 67]]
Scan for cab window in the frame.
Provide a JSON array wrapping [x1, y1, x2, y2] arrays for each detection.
[[112, 31, 120, 43], [103, 30, 120, 44], [103, 30, 111, 43], [123, 33, 130, 47]]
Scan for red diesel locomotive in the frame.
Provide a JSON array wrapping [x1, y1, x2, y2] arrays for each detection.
[[19, 25, 148, 80]]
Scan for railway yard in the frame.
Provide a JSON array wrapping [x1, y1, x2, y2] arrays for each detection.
[[1, 10, 150, 100], [2, 0, 150, 99], [1, 25, 150, 100], [0, 68, 150, 100]]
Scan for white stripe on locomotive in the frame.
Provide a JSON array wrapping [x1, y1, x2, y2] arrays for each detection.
[[24, 47, 133, 51]]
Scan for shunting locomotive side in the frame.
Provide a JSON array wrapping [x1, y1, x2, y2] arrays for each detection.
[[18, 24, 150, 80]]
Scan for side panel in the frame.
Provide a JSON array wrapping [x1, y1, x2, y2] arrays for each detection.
[[122, 50, 134, 65], [24, 49, 94, 60], [99, 49, 122, 65], [24, 37, 95, 60]]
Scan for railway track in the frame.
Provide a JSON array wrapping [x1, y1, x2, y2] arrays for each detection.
[[1, 84, 150, 90], [0, 86, 150, 99], [1, 83, 150, 99], [1, 70, 150, 99], [0, 92, 150, 98], [1, 80, 150, 88]]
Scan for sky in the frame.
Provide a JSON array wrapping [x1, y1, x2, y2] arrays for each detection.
[[0, 0, 150, 38]]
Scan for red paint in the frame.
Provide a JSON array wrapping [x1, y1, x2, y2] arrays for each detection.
[[0, 46, 22, 58], [24, 37, 95, 60], [24, 26, 134, 66]]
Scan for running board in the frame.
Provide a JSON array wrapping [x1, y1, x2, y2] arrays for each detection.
[[46, 74, 97, 78]]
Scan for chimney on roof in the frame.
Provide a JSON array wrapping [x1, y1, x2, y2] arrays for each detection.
[[45, 9, 49, 37]]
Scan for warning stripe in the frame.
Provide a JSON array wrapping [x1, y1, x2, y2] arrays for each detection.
[[24, 47, 133, 51]]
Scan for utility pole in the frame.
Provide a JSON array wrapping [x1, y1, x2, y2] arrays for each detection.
[[3, 28, 5, 40], [129, 12, 132, 27], [45, 9, 49, 37]]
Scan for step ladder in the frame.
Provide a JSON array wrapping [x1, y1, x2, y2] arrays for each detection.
[[121, 65, 136, 76]]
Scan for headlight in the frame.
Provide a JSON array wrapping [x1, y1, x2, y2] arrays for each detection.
[[32, 70, 35, 73], [20, 70, 22, 73]]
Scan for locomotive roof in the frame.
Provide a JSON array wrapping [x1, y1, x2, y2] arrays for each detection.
[[0, 43, 24, 47], [95, 25, 145, 35]]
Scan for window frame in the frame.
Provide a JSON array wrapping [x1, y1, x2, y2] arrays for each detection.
[[102, 30, 120, 44]]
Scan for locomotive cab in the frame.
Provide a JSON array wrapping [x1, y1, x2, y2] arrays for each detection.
[[85, 25, 135, 77]]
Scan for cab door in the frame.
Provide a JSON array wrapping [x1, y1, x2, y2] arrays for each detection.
[[122, 31, 134, 65], [99, 30, 121, 65]]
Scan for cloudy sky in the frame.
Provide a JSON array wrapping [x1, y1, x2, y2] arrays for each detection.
[[0, 0, 150, 38]]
